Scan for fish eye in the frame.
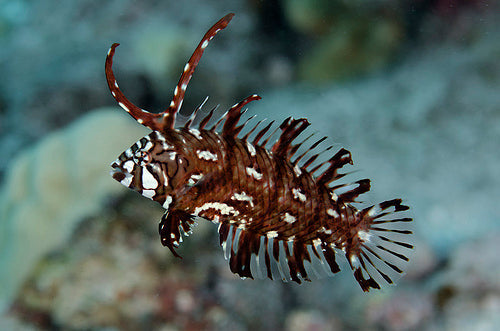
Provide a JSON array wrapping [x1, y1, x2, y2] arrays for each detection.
[[133, 150, 151, 165], [141, 151, 151, 163]]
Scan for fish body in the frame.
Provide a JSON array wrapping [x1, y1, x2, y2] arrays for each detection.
[[106, 13, 413, 291]]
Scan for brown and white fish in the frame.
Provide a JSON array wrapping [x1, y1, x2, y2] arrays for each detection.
[[105, 13, 413, 292]]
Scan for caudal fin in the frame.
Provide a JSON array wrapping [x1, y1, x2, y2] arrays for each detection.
[[347, 199, 413, 292]]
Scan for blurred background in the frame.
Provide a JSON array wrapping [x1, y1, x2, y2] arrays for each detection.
[[0, 0, 498, 330]]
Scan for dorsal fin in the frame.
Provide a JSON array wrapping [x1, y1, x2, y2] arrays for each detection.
[[252, 121, 275, 145], [332, 179, 371, 202], [292, 135, 327, 166], [241, 119, 265, 141], [316, 148, 353, 185], [198, 105, 218, 130], [222, 94, 261, 137], [271, 117, 310, 158], [183, 96, 209, 129], [105, 13, 234, 132]]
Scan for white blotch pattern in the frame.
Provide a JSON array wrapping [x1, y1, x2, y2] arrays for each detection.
[[118, 102, 129, 112], [201, 39, 209, 49], [231, 191, 254, 207], [357, 230, 372, 243], [188, 173, 203, 185], [123, 160, 134, 173], [292, 188, 306, 202], [194, 202, 240, 216], [120, 173, 133, 187], [246, 167, 263, 180], [197, 150, 218, 161], [327, 208, 339, 218], [189, 129, 202, 140], [266, 231, 278, 239], [142, 189, 155, 199], [163, 196, 173, 209], [282, 212, 296, 224], [293, 165, 302, 177], [142, 168, 158, 189], [144, 140, 153, 151], [246, 141, 256, 157]]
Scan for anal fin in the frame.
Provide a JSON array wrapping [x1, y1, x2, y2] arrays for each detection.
[[218, 222, 342, 283]]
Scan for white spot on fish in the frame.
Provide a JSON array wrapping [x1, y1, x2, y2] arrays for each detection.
[[188, 173, 203, 185], [292, 188, 306, 202], [357, 230, 372, 243], [163, 196, 173, 209], [123, 160, 134, 172], [331, 192, 338, 202], [197, 150, 218, 161], [169, 152, 176, 160], [282, 212, 296, 224], [194, 202, 240, 216], [231, 191, 254, 207], [174, 86, 179, 96], [294, 165, 302, 177], [267, 231, 278, 239], [201, 39, 209, 49], [138, 118, 144, 124], [327, 208, 339, 218], [312, 238, 322, 247], [246, 167, 263, 180], [142, 189, 155, 199], [191, 173, 203, 181], [142, 168, 158, 189], [114, 81, 119, 88], [161, 170, 169, 186], [144, 141, 153, 151], [181, 83, 187, 91], [120, 173, 133, 187], [183, 63, 190, 72], [246, 141, 256, 157], [350, 255, 360, 267], [189, 129, 202, 140], [118, 102, 129, 112]]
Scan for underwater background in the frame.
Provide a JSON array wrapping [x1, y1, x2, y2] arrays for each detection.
[[0, 0, 498, 330]]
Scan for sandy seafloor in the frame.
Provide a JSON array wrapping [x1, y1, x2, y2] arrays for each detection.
[[0, 1, 498, 330]]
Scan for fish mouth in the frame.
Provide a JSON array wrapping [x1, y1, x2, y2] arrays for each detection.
[[110, 160, 132, 185]]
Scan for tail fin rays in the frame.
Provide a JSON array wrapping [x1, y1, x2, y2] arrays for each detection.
[[347, 199, 413, 291]]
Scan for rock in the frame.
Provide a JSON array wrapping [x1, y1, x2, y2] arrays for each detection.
[[285, 310, 342, 331], [0, 108, 149, 312]]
